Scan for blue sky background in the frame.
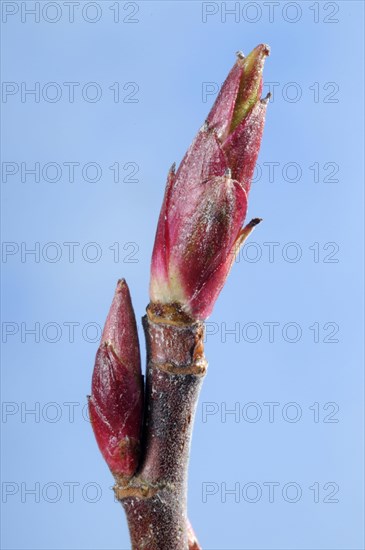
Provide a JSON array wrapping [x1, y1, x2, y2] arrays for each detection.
[[1, 1, 364, 549]]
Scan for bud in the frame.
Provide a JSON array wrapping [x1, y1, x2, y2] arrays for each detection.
[[150, 45, 270, 320], [89, 279, 143, 479]]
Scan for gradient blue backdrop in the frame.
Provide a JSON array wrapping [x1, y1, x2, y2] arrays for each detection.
[[1, 1, 364, 549]]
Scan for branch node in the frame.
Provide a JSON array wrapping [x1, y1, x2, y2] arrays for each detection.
[[153, 360, 207, 377]]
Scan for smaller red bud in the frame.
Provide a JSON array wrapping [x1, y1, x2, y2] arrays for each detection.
[[89, 279, 143, 479]]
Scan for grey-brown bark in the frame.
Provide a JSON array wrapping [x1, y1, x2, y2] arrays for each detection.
[[114, 307, 207, 549]]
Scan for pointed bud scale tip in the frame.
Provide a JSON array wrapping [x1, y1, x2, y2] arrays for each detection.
[[89, 279, 143, 478], [101, 278, 140, 369], [207, 43, 270, 142], [150, 45, 270, 321], [230, 43, 270, 133], [261, 91, 272, 103]]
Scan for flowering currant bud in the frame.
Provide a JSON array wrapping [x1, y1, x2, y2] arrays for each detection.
[[150, 44, 270, 320], [89, 279, 143, 479]]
